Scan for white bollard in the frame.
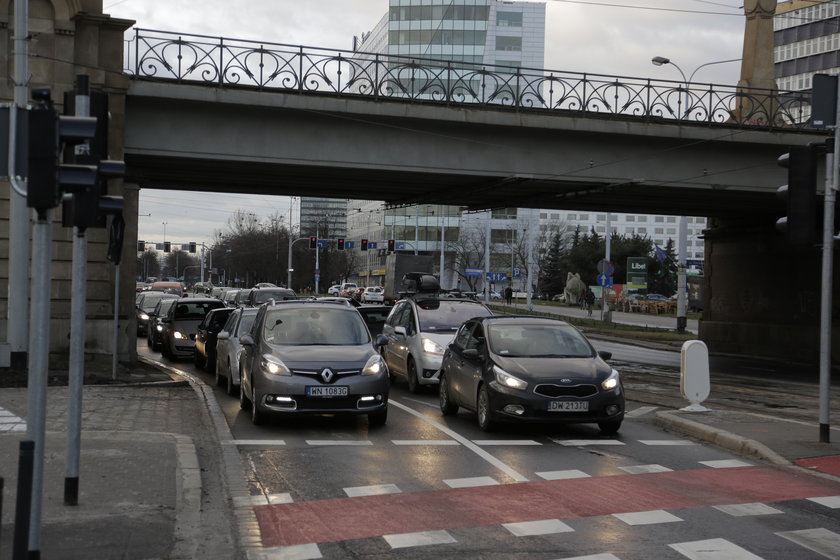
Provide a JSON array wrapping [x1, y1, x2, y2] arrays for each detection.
[[680, 340, 711, 412]]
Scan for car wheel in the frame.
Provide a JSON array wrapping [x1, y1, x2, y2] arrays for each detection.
[[368, 407, 387, 427], [161, 338, 171, 359], [193, 350, 203, 368], [226, 361, 238, 396], [214, 360, 224, 387], [598, 418, 622, 435], [406, 358, 420, 393], [239, 369, 251, 410], [207, 351, 216, 375], [439, 374, 458, 416], [476, 385, 497, 432], [250, 384, 265, 425]]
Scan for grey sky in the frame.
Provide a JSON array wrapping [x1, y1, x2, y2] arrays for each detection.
[[110, 0, 747, 246]]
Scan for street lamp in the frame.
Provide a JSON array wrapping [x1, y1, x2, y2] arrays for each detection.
[[651, 56, 741, 116]]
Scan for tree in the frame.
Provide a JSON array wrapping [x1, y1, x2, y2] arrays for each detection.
[[450, 225, 487, 292], [539, 232, 567, 296], [648, 238, 678, 295]]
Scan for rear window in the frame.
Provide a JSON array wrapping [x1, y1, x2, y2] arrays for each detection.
[[174, 301, 224, 319], [416, 301, 492, 332], [251, 289, 296, 305], [262, 307, 369, 346]]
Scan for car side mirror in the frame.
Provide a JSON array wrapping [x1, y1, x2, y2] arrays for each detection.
[[598, 350, 612, 361], [394, 326, 407, 336], [239, 333, 255, 346], [217, 331, 229, 341], [374, 334, 389, 347], [462, 348, 480, 359]]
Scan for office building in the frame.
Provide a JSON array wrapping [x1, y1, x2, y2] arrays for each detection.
[[775, 0, 840, 92]]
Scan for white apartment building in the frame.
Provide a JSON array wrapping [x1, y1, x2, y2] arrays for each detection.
[[775, 0, 840, 92]]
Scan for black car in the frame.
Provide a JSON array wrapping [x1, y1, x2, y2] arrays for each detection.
[[135, 291, 179, 336], [147, 298, 179, 351], [439, 315, 624, 433], [194, 307, 235, 373], [245, 287, 297, 307]]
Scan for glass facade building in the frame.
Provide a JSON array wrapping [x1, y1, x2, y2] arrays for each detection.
[[774, 0, 840, 92]]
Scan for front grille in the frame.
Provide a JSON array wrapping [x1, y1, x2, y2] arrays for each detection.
[[290, 368, 361, 383], [534, 384, 597, 398]]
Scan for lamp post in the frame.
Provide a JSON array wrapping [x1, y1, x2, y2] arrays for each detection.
[[651, 56, 741, 118]]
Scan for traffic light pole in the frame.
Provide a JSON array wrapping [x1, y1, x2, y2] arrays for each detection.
[[65, 75, 90, 506], [819, 131, 838, 443]]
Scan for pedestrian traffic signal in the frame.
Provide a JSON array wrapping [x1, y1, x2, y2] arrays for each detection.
[[337, 238, 345, 250], [776, 144, 820, 245], [163, 241, 171, 253], [361, 238, 368, 251], [189, 242, 197, 253], [309, 236, 317, 249], [137, 240, 145, 252], [387, 239, 395, 252]]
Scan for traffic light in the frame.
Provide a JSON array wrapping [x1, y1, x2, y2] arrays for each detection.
[[776, 144, 819, 245], [387, 239, 395, 252], [137, 240, 145, 252], [361, 238, 368, 251], [163, 241, 171, 253], [309, 236, 317, 249], [337, 238, 345, 250], [189, 242, 197, 253]]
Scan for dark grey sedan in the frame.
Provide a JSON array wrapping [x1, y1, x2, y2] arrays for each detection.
[[439, 315, 624, 433]]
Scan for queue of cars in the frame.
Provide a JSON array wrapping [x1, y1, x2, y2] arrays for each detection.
[[137, 275, 624, 434]]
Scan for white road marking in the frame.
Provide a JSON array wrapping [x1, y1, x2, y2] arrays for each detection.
[[305, 440, 373, 446], [384, 530, 456, 549], [503, 518, 574, 537], [556, 555, 622, 560], [472, 439, 541, 446], [618, 464, 673, 474], [808, 496, 840, 508], [0, 406, 26, 432], [669, 538, 763, 559], [699, 459, 752, 468], [444, 476, 499, 488], [626, 406, 658, 417], [536, 469, 591, 480], [224, 439, 286, 446], [553, 439, 625, 446], [255, 543, 322, 559], [713, 503, 782, 516], [777, 528, 840, 558], [344, 483, 401, 497], [392, 440, 460, 446], [638, 439, 696, 446], [613, 510, 683, 526], [389, 399, 529, 482]]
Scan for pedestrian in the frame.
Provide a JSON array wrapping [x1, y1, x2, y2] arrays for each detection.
[[504, 286, 513, 305], [585, 289, 596, 317]]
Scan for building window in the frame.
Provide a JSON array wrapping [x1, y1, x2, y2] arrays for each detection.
[[626, 215, 636, 222], [491, 208, 517, 220], [667, 216, 677, 223], [655, 216, 664, 223], [579, 214, 589, 221], [497, 12, 523, 27], [496, 36, 522, 52], [655, 228, 664, 235], [638, 227, 647, 234]]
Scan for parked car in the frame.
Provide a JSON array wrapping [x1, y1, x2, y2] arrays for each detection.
[[135, 291, 179, 336], [339, 282, 358, 298], [192, 282, 213, 295], [551, 293, 566, 303], [327, 284, 341, 296], [254, 282, 278, 288], [194, 307, 235, 374], [147, 298, 179, 351], [238, 300, 390, 426], [642, 293, 669, 301], [245, 287, 297, 307], [159, 297, 226, 360], [382, 279, 493, 392], [214, 307, 259, 395], [360, 286, 385, 304], [438, 315, 624, 433]]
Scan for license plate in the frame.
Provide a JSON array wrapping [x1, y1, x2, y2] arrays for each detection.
[[548, 400, 589, 412], [307, 386, 348, 397]]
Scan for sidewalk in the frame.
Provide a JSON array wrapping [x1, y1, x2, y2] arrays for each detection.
[[0, 365, 242, 560], [2, 353, 840, 559]]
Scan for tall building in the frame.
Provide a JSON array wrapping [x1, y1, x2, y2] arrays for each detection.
[[774, 0, 840, 93]]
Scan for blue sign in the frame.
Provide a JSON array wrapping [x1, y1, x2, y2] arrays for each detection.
[[597, 273, 613, 287], [345, 240, 355, 249], [512, 267, 521, 279], [317, 240, 328, 248], [465, 268, 483, 277], [368, 241, 378, 249], [396, 242, 406, 250], [486, 272, 508, 282]]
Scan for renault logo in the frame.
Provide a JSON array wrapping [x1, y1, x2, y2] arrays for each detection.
[[320, 368, 335, 383]]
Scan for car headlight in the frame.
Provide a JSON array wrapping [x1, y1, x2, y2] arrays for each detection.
[[260, 354, 290, 376], [422, 337, 445, 356], [362, 354, 387, 376], [139, 313, 149, 321], [493, 365, 528, 391], [173, 331, 188, 340], [602, 369, 620, 391], [155, 324, 163, 332]]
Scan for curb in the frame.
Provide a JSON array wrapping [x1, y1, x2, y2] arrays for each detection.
[[654, 411, 791, 466]]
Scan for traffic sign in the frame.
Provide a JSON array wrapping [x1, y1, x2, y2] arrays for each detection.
[[512, 267, 521, 279], [597, 259, 615, 276], [368, 241, 378, 249], [465, 268, 483, 277], [597, 273, 613, 287], [486, 272, 508, 282]]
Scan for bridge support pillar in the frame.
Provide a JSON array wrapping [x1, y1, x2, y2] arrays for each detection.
[[699, 216, 840, 371]]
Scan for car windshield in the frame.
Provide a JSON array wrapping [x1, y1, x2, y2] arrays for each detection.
[[262, 307, 369, 345], [487, 323, 594, 358], [140, 292, 175, 312], [253, 289, 295, 305], [416, 301, 492, 332]]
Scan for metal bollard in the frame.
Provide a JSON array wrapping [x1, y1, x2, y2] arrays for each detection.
[[13, 440, 35, 560]]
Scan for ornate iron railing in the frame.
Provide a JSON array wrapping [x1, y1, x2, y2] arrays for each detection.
[[124, 28, 815, 130]]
